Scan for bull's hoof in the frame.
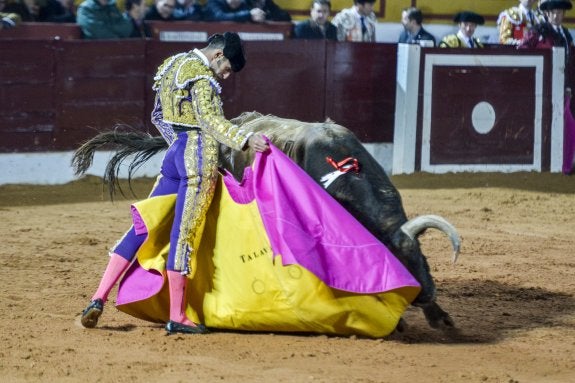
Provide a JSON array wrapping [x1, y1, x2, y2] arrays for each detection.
[[421, 302, 455, 329]]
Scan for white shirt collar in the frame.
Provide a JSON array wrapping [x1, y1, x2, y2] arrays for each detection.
[[193, 48, 210, 67], [457, 30, 473, 44]]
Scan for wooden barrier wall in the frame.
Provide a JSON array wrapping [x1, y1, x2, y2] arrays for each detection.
[[0, 39, 397, 153]]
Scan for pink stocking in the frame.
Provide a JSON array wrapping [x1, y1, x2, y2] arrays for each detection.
[[91, 253, 131, 303], [167, 270, 195, 326]]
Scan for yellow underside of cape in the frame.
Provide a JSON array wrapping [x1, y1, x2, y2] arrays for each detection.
[[117, 179, 420, 338]]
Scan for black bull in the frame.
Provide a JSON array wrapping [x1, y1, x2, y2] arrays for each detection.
[[72, 112, 461, 330]]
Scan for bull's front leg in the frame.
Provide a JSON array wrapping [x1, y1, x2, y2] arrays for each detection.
[[415, 301, 455, 329], [392, 231, 456, 330]]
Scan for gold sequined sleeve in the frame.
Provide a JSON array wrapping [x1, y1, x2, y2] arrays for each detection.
[[498, 16, 516, 45], [190, 78, 252, 151]]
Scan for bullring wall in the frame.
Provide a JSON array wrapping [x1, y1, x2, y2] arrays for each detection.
[[0, 38, 397, 153]]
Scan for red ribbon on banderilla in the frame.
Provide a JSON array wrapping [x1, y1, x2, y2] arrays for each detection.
[[320, 156, 360, 188]]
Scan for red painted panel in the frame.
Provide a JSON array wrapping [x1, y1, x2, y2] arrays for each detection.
[[0, 83, 54, 113], [416, 48, 553, 171], [0, 41, 55, 82], [0, 40, 56, 151], [224, 40, 326, 123], [325, 42, 397, 142], [57, 40, 146, 78], [146, 21, 293, 40], [0, 22, 81, 40], [0, 131, 54, 152], [430, 66, 536, 164], [50, 41, 149, 150]]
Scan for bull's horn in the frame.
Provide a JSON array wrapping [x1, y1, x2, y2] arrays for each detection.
[[400, 215, 461, 264]]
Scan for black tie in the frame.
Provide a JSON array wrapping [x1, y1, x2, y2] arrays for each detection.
[[558, 26, 570, 57], [360, 16, 367, 36], [469, 38, 474, 48]]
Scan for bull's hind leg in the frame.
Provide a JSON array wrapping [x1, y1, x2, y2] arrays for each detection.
[[418, 301, 455, 329]]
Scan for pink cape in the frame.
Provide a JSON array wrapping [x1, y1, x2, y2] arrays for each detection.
[[248, 142, 419, 294], [117, 143, 420, 308]]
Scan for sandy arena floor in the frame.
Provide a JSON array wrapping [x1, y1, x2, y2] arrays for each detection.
[[0, 172, 573, 383]]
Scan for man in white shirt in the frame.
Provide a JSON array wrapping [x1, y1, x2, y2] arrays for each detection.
[[439, 11, 485, 48], [332, 0, 377, 42]]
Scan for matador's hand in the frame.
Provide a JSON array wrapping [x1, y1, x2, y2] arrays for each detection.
[[248, 134, 269, 152]]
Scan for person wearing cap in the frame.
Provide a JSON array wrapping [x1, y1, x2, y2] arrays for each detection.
[[497, 0, 544, 45], [519, 0, 574, 61], [439, 11, 485, 48], [79, 32, 269, 335], [332, 0, 377, 42], [398, 6, 436, 47]]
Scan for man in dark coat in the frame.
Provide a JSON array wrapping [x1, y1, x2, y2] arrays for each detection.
[[249, 0, 290, 21], [519, 0, 573, 60], [144, 0, 177, 21], [294, 0, 337, 40], [519, 0, 574, 88], [398, 6, 436, 47], [204, 0, 290, 23]]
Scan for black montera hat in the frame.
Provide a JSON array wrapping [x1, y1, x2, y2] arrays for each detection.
[[453, 11, 485, 25], [539, 0, 573, 11], [223, 32, 246, 72]]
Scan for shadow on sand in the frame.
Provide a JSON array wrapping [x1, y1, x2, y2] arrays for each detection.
[[389, 278, 574, 344]]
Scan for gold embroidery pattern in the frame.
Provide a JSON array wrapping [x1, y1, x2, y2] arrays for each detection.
[[154, 52, 250, 150], [172, 131, 219, 273]]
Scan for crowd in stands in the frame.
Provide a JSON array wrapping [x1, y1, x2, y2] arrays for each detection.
[[0, 0, 573, 61]]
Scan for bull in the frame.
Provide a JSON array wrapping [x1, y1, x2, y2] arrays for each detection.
[[72, 112, 461, 331]]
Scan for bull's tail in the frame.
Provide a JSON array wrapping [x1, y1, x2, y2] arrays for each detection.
[[72, 128, 168, 198]]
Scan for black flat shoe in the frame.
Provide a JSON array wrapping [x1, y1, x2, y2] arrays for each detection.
[[81, 299, 104, 328], [165, 320, 209, 335]]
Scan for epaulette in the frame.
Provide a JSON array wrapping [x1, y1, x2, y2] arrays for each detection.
[[497, 7, 523, 26], [439, 34, 461, 48]]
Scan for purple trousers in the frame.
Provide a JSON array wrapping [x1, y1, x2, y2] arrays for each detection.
[[113, 130, 219, 273]]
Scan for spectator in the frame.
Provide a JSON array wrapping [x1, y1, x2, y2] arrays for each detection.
[[1, 0, 21, 28], [2, 0, 36, 21], [519, 0, 573, 60], [498, 0, 544, 45], [45, 0, 75, 22], [439, 11, 485, 48], [293, 0, 337, 40], [145, 0, 177, 21], [203, 0, 265, 23], [77, 0, 133, 39], [173, 0, 203, 21], [248, 0, 290, 22], [398, 6, 435, 47], [125, 0, 150, 37], [332, 0, 377, 42], [3, 0, 74, 22], [1, 12, 20, 28]]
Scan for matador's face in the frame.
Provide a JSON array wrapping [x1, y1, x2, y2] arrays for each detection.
[[210, 55, 233, 80]]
